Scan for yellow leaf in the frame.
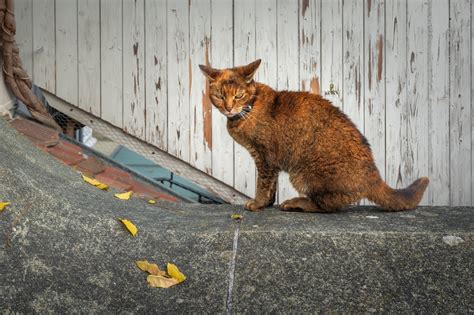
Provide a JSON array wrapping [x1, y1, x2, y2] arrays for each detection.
[[167, 263, 186, 283], [136, 260, 167, 277], [115, 191, 133, 200], [119, 219, 138, 236], [81, 174, 109, 190], [81, 174, 100, 185], [148, 199, 156, 204], [231, 214, 243, 220], [0, 202, 10, 211], [147, 275, 179, 288], [96, 183, 109, 190]]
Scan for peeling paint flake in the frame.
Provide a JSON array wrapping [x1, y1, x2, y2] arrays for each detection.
[[301, 0, 310, 16], [310, 77, 320, 95], [156, 77, 161, 90], [133, 42, 139, 55], [189, 58, 192, 92], [377, 34, 383, 82]]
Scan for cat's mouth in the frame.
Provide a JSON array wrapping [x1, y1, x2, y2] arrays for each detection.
[[225, 104, 253, 121]]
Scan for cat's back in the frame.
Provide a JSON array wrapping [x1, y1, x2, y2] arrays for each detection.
[[271, 89, 367, 152], [272, 90, 348, 125]]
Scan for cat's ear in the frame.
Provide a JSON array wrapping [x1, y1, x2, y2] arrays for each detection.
[[199, 64, 220, 82], [240, 59, 261, 83]]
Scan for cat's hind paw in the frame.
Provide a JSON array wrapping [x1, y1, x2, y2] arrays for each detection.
[[280, 197, 320, 212], [244, 199, 266, 212]]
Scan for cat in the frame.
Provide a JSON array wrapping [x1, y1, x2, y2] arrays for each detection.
[[199, 59, 429, 212]]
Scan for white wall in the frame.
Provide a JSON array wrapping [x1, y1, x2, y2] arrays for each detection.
[[0, 51, 15, 113], [14, 0, 473, 206]]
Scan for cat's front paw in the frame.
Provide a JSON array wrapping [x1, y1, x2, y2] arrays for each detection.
[[244, 199, 266, 212]]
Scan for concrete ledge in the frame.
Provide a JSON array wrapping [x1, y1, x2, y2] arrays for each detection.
[[0, 117, 472, 313]]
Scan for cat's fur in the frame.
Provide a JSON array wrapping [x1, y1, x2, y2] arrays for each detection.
[[199, 60, 429, 212]]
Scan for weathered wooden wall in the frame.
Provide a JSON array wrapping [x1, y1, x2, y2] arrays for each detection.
[[14, 0, 473, 206]]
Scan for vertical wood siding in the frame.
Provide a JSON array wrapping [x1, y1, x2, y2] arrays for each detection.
[[123, 0, 145, 139], [145, 0, 167, 150], [56, 0, 78, 105], [428, 0, 450, 205], [15, 0, 32, 76], [189, 0, 212, 173], [14, 0, 473, 206], [450, 0, 472, 206], [321, 0, 343, 109], [78, 0, 100, 115], [342, 0, 363, 131], [385, 0, 407, 191], [101, 0, 123, 128], [32, 0, 55, 92], [365, 0, 385, 185]]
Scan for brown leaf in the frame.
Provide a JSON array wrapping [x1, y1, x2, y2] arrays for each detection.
[[136, 260, 167, 277], [147, 275, 179, 288]]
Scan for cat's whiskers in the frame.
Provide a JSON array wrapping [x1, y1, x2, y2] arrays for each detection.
[[241, 110, 256, 123]]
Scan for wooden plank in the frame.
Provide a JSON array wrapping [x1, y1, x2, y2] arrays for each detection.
[[123, 0, 145, 139], [300, 0, 321, 95], [427, 0, 449, 205], [14, 0, 33, 77], [342, 0, 363, 130], [364, 0, 386, 184], [211, 0, 234, 186], [277, 0, 299, 203], [342, 0, 364, 205], [255, 0, 277, 199], [167, 0, 189, 162], [189, 0, 212, 174], [321, 0, 343, 109], [145, 0, 167, 150], [385, 0, 407, 191], [78, 0, 100, 115], [450, 0, 471, 205], [32, 0, 55, 92], [101, 0, 123, 128], [56, 0, 78, 105], [256, 0, 277, 89], [234, 0, 256, 197], [406, 0, 429, 204]]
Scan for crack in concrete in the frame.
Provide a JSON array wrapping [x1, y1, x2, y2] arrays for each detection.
[[226, 226, 240, 315]]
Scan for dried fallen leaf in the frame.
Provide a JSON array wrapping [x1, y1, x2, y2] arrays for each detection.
[[119, 219, 138, 236], [115, 191, 133, 200], [0, 202, 10, 211], [136, 260, 167, 277], [167, 263, 186, 283], [81, 174, 109, 190], [231, 214, 243, 220], [147, 275, 179, 288], [148, 199, 156, 204]]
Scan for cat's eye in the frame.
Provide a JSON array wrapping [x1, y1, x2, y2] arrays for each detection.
[[213, 94, 225, 100], [234, 93, 244, 100]]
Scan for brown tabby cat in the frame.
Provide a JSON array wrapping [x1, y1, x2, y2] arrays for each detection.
[[199, 60, 429, 212]]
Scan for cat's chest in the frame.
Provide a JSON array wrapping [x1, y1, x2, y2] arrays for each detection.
[[227, 120, 260, 146], [228, 120, 275, 152]]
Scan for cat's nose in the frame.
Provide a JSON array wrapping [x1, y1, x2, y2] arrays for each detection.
[[224, 103, 233, 112]]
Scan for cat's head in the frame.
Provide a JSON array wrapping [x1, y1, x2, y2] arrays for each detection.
[[199, 59, 261, 119]]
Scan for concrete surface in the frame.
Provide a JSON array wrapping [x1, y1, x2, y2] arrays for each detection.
[[0, 117, 472, 313]]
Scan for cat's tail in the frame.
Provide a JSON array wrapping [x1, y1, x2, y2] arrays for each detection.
[[367, 177, 429, 211]]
